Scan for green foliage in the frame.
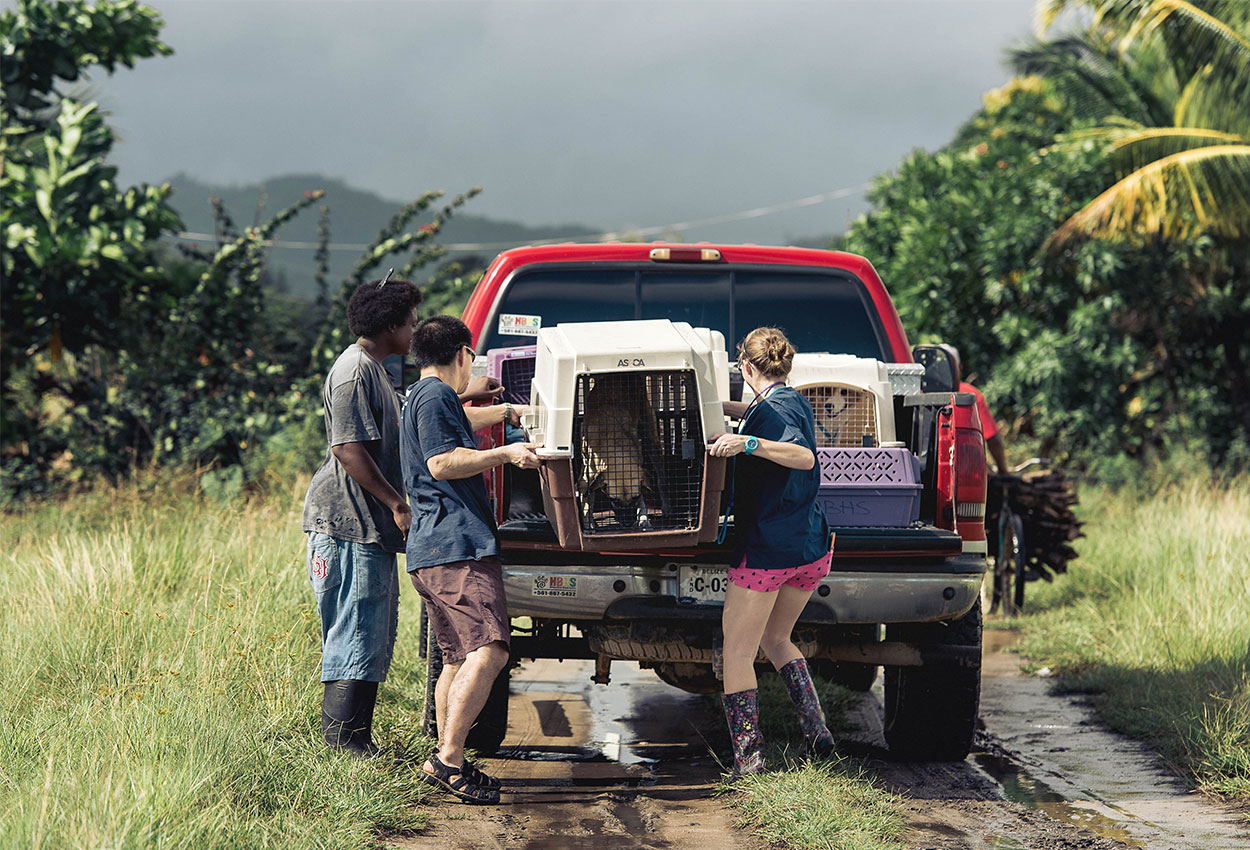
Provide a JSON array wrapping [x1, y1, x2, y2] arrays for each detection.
[[1024, 1, 1250, 245], [0, 0, 484, 503], [0, 0, 171, 119], [1, 0, 182, 496], [845, 69, 1250, 468]]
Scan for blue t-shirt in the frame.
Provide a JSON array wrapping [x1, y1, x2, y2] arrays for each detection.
[[400, 377, 498, 570], [733, 386, 829, 570]]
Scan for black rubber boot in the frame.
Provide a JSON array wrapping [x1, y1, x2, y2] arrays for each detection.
[[321, 679, 381, 758]]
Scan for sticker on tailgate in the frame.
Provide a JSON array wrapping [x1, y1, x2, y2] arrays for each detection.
[[532, 575, 577, 597]]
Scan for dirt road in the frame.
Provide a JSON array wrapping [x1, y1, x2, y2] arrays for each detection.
[[395, 632, 1249, 849]]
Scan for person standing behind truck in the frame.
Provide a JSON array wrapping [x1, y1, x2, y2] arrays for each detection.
[[302, 275, 422, 758], [710, 327, 835, 778], [939, 344, 1008, 474], [402, 315, 539, 804]]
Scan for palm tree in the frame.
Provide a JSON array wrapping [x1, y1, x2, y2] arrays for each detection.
[[1019, 0, 1250, 245]]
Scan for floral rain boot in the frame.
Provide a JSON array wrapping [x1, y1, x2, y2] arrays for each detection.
[[721, 688, 766, 777], [778, 657, 836, 758]]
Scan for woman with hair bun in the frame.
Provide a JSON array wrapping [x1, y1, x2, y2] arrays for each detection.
[[709, 326, 834, 777]]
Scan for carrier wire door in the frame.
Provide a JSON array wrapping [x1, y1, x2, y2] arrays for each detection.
[[572, 370, 705, 534], [796, 383, 880, 448]]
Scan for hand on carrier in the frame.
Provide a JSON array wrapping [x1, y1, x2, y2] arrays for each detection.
[[461, 375, 504, 404], [709, 433, 748, 457], [502, 442, 541, 469]]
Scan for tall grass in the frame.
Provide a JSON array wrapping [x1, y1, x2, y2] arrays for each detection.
[[1019, 473, 1250, 798], [0, 479, 435, 849]]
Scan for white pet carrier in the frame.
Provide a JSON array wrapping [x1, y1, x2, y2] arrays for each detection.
[[741, 353, 898, 447], [522, 320, 730, 551]]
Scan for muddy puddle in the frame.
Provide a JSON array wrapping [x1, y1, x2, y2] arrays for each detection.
[[394, 633, 1249, 850]]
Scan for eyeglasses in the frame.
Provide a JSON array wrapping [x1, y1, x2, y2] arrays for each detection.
[[377, 268, 395, 289], [462, 344, 477, 361]]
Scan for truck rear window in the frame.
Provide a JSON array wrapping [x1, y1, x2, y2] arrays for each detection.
[[480, 266, 888, 358]]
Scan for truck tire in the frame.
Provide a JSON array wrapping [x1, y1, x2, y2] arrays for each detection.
[[812, 659, 879, 692], [883, 604, 981, 761], [420, 611, 441, 739], [419, 608, 511, 754]]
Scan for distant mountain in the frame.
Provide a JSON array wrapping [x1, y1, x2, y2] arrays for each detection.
[[164, 174, 602, 298]]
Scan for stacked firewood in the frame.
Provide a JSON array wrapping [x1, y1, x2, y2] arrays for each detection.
[[985, 468, 1084, 580]]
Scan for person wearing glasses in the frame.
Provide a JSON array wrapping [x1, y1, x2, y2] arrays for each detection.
[[302, 275, 423, 758], [402, 315, 539, 804], [709, 326, 835, 777]]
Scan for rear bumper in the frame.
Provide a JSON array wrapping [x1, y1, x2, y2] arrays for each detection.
[[501, 552, 986, 625]]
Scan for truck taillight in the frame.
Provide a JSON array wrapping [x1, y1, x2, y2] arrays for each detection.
[[954, 428, 987, 551], [649, 247, 722, 262]]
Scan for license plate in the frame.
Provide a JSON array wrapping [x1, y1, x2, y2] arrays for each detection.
[[677, 565, 730, 604]]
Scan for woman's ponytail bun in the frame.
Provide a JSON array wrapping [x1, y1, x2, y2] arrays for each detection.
[[739, 327, 795, 380]]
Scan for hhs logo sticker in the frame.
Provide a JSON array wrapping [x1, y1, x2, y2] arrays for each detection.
[[533, 575, 578, 597]]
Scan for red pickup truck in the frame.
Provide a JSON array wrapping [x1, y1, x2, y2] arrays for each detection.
[[419, 242, 989, 761]]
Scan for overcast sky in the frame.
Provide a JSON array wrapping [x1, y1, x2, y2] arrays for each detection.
[[96, 0, 1037, 244]]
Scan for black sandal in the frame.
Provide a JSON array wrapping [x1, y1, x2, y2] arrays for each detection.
[[461, 758, 502, 789], [420, 754, 500, 805]]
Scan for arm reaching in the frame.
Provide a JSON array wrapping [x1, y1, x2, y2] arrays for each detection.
[[427, 442, 541, 481], [331, 441, 412, 537], [708, 433, 814, 470]]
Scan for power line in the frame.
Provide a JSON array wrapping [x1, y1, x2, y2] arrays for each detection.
[[166, 182, 872, 253]]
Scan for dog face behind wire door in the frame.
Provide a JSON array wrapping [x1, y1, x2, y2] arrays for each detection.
[[796, 382, 879, 448]]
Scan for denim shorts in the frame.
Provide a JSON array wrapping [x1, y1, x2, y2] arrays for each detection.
[[307, 532, 400, 682]]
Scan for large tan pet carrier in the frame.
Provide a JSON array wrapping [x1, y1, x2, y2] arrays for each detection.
[[523, 320, 730, 551]]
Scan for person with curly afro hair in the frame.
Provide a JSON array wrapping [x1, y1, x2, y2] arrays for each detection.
[[301, 274, 422, 758]]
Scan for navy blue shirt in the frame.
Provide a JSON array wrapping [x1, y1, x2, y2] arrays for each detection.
[[733, 386, 829, 569], [400, 377, 499, 570]]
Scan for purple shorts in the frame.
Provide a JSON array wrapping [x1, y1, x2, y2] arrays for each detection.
[[728, 547, 834, 593]]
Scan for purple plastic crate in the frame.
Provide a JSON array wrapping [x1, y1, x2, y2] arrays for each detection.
[[486, 346, 536, 405], [817, 447, 920, 526], [818, 447, 919, 485]]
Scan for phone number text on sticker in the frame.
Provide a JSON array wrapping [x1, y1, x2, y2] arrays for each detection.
[[499, 313, 542, 337], [532, 575, 577, 597]]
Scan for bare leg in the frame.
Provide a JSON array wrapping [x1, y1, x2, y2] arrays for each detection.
[[760, 584, 835, 755], [721, 582, 780, 694], [434, 661, 461, 749], [435, 641, 510, 768], [758, 584, 816, 670]]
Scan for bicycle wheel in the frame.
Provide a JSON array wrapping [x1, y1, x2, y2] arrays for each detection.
[[1011, 513, 1027, 612], [998, 510, 1019, 617]]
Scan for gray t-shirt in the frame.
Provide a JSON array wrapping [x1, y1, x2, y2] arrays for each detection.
[[301, 344, 404, 553]]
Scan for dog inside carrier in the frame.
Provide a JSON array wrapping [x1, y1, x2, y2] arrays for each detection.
[[574, 370, 706, 534], [522, 319, 729, 551], [741, 353, 899, 447]]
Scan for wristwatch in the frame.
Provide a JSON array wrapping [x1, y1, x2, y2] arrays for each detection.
[[744, 436, 759, 455]]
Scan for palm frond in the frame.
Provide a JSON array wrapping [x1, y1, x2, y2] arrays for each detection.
[[1119, 1, 1250, 58], [1035, 0, 1083, 36], [1009, 34, 1165, 124], [1047, 143, 1250, 245]]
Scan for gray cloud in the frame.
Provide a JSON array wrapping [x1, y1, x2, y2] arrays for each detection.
[[97, 0, 1034, 242]]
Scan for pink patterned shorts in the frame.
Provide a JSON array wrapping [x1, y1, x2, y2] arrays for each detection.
[[728, 547, 834, 593]]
